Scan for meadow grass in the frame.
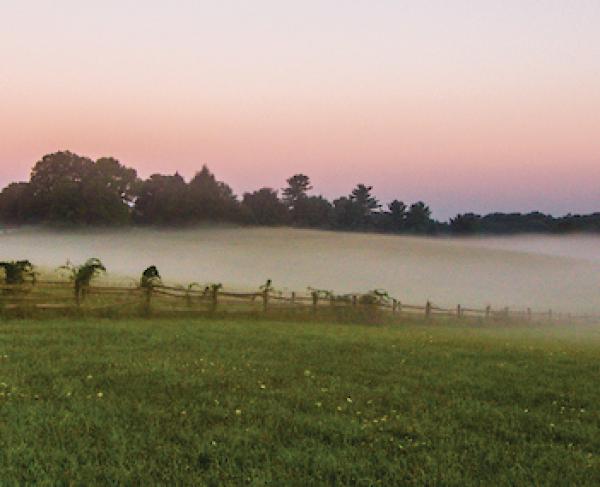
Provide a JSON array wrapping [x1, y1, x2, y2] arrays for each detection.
[[1, 317, 599, 485]]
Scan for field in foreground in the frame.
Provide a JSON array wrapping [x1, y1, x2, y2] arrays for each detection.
[[1, 318, 600, 485]]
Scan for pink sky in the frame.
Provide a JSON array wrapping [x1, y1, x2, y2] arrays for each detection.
[[1, 1, 599, 219]]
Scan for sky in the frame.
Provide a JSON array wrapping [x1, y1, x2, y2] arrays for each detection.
[[1, 0, 599, 220]]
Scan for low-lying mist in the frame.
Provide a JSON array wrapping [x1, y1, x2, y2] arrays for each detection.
[[1, 226, 599, 314]]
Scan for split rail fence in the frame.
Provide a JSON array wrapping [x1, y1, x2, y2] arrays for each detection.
[[0, 280, 598, 324]]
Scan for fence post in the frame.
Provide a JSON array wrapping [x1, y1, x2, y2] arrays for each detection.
[[74, 282, 81, 308], [425, 301, 432, 319], [144, 285, 153, 316], [262, 288, 269, 313], [352, 295, 358, 307], [312, 291, 318, 314], [485, 305, 491, 319], [211, 286, 218, 314], [457, 304, 462, 318]]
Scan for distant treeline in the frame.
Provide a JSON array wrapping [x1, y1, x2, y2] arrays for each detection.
[[1, 151, 599, 235]]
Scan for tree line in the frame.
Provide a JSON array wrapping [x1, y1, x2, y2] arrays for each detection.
[[0, 151, 598, 235]]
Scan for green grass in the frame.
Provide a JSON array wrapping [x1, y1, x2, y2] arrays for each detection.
[[1, 317, 600, 485]]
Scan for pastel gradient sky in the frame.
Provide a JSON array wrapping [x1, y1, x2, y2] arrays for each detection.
[[1, 0, 599, 219]]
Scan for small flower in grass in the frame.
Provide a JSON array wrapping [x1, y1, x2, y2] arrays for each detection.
[[235, 409, 242, 416], [315, 401, 322, 408], [320, 388, 328, 393], [86, 375, 93, 380], [336, 406, 343, 412], [97, 392, 103, 398], [259, 384, 266, 390], [304, 370, 311, 377], [66, 392, 72, 397], [0, 382, 7, 388], [524, 409, 528, 413], [346, 397, 353, 404], [181, 410, 187, 416]]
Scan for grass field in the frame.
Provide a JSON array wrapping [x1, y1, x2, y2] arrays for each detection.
[[1, 317, 600, 485]]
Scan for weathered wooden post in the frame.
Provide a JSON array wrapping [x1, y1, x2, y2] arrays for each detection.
[[144, 284, 153, 316], [457, 304, 462, 318], [262, 288, 269, 313], [425, 301, 432, 319], [485, 305, 491, 319], [211, 285, 218, 314], [291, 292, 296, 306], [74, 281, 81, 308], [312, 291, 318, 314], [352, 295, 358, 307]]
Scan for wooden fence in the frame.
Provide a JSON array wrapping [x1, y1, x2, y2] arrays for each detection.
[[0, 280, 598, 324]]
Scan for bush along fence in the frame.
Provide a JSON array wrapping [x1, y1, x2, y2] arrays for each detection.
[[0, 259, 597, 324]]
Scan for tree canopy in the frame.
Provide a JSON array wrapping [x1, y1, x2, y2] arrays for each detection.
[[1, 151, 598, 235]]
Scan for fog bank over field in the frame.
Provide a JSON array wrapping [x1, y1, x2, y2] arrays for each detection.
[[1, 226, 599, 314]]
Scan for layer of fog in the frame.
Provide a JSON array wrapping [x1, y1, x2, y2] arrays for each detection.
[[1, 226, 599, 314]]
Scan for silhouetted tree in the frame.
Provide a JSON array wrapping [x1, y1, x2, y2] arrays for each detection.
[[188, 165, 241, 222], [331, 197, 359, 229], [386, 200, 407, 232], [94, 157, 139, 205], [405, 201, 432, 233], [242, 188, 289, 225], [134, 173, 190, 224], [332, 184, 380, 229], [293, 195, 332, 228], [5, 150, 600, 235], [12, 151, 139, 225], [282, 174, 312, 208], [450, 213, 481, 234], [350, 184, 380, 218], [27, 151, 94, 223], [0, 182, 32, 224]]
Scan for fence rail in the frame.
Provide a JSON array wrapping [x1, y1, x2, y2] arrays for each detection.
[[0, 279, 598, 324]]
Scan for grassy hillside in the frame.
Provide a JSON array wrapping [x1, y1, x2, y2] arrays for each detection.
[[1, 317, 599, 485]]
